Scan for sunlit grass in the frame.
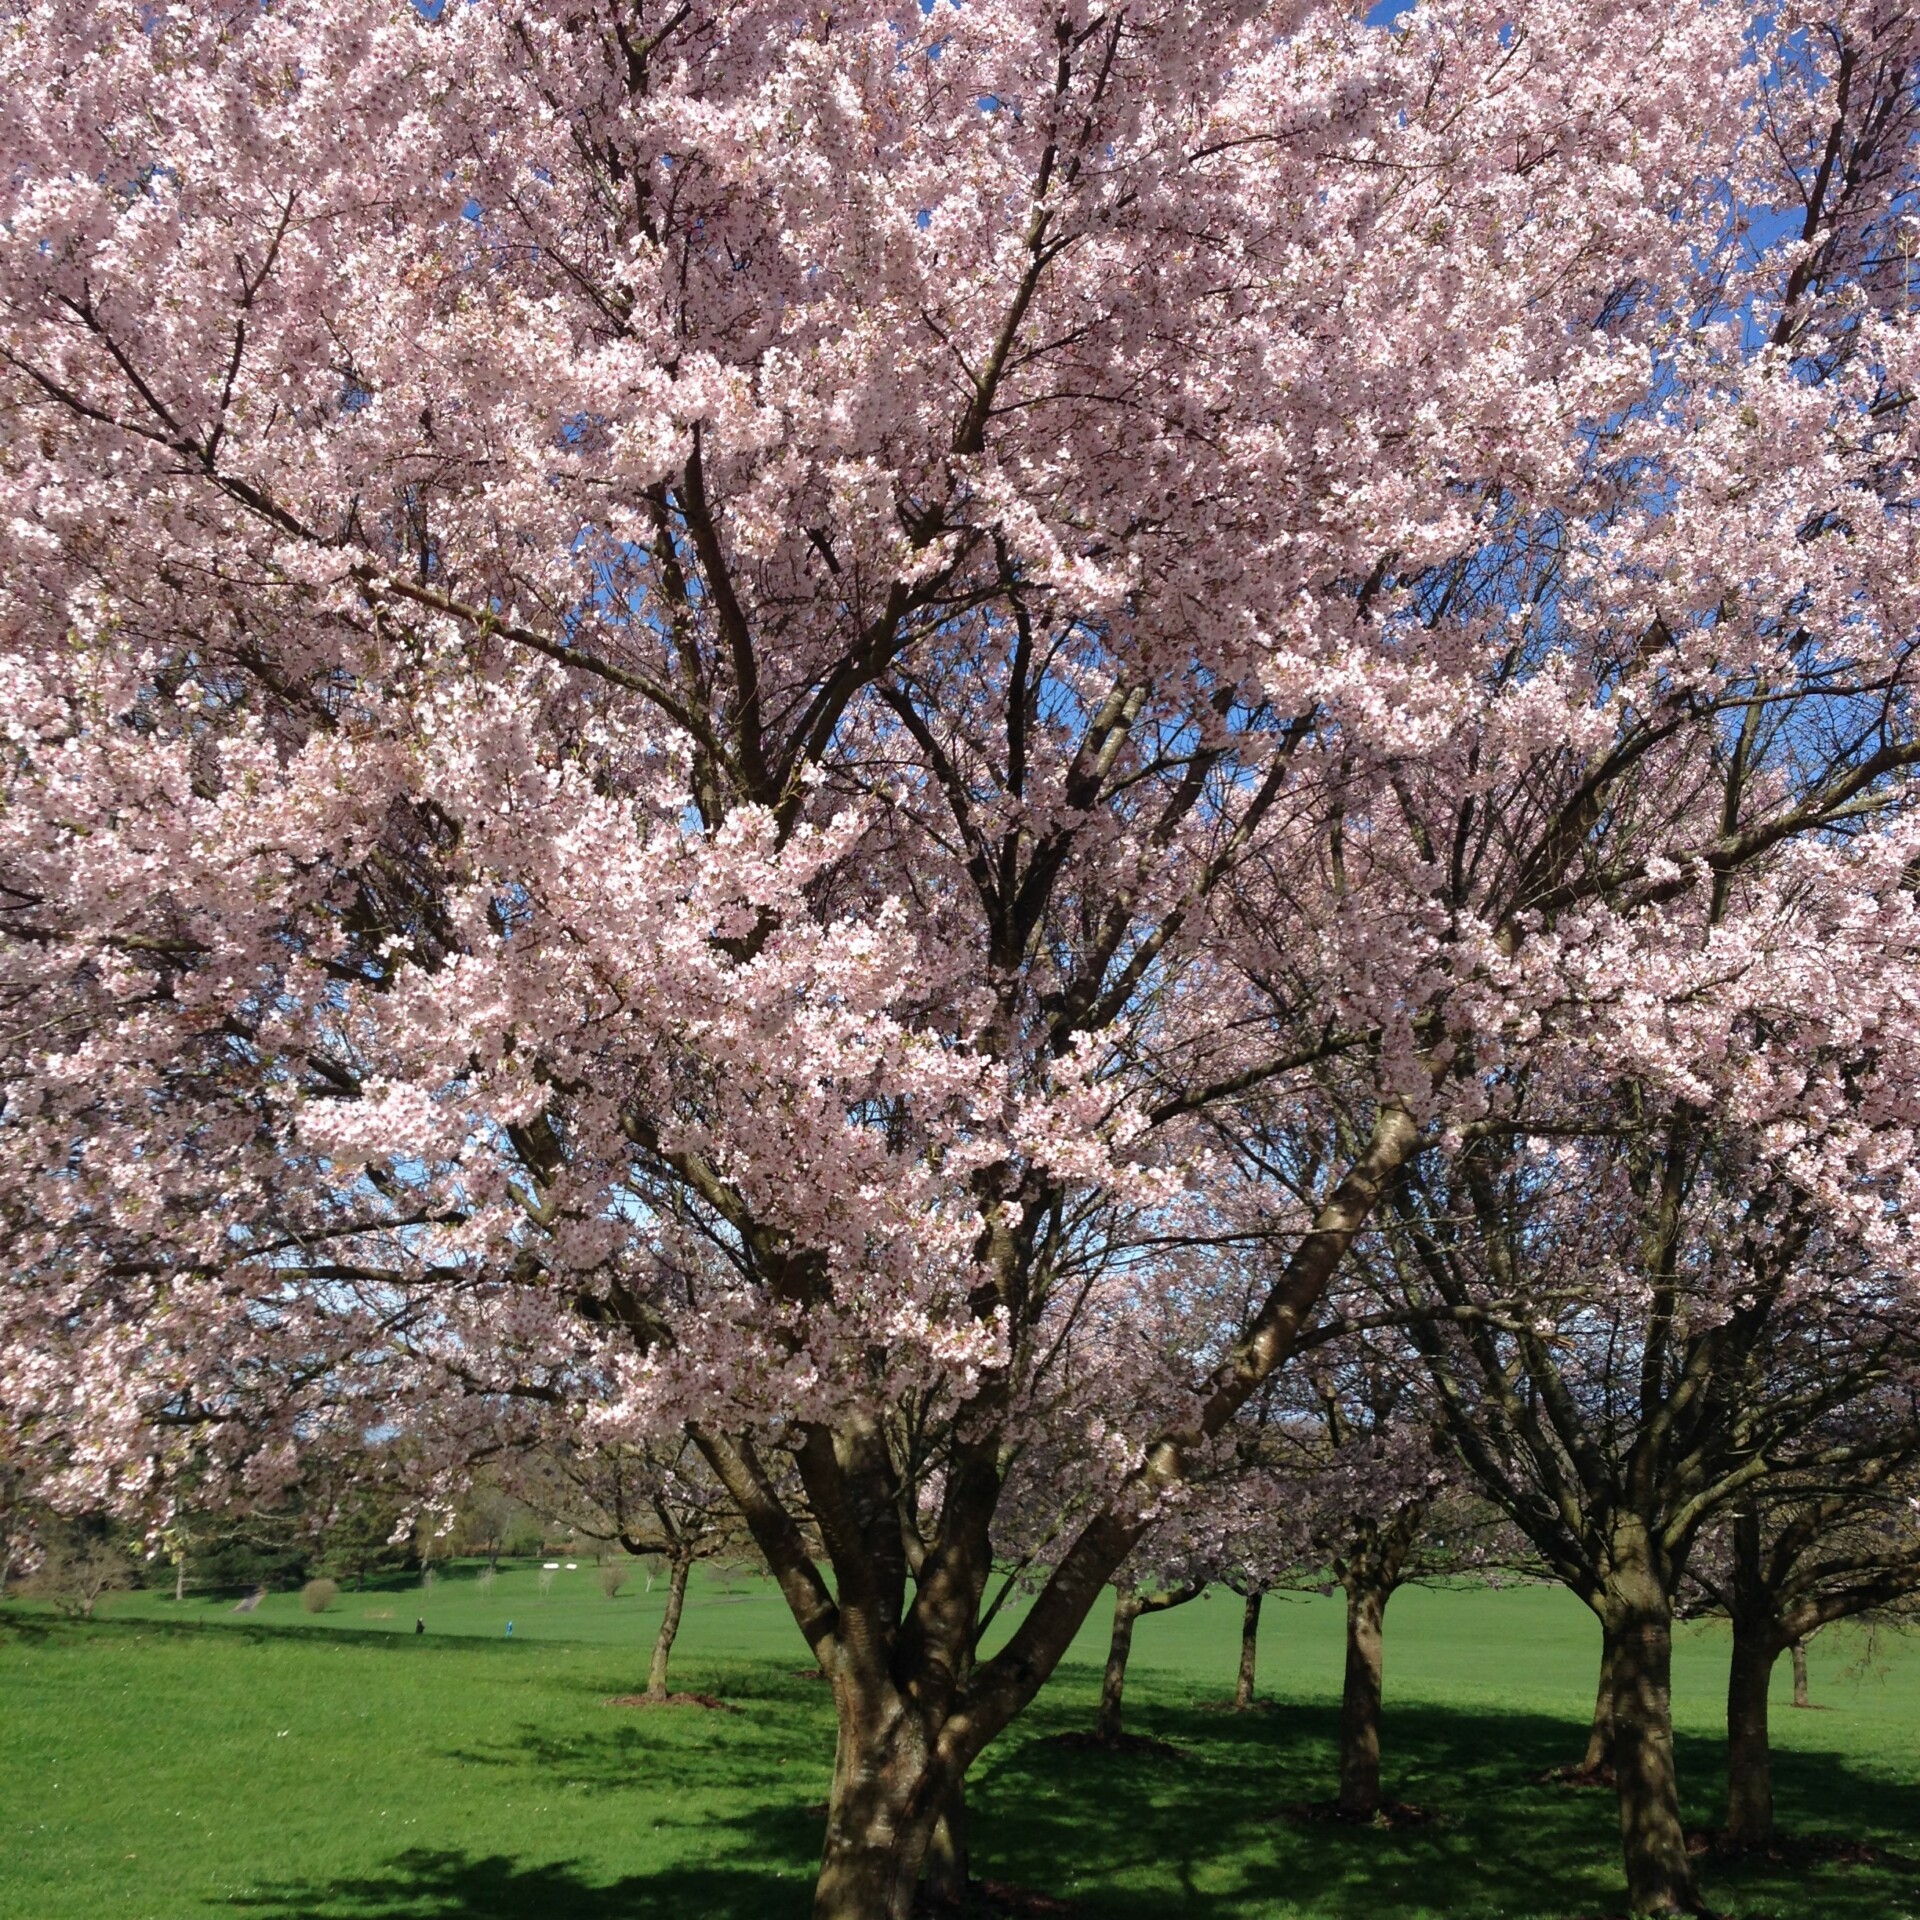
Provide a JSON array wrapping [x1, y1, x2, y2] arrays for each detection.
[[4, 1566, 1916, 1918]]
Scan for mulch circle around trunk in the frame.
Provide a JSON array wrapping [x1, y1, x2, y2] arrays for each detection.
[[915, 1878, 1083, 1916], [1561, 1908, 1728, 1920], [791, 1667, 832, 1680], [1274, 1798, 1436, 1830], [1533, 1762, 1616, 1789], [1562, 1910, 1734, 1920], [1037, 1729, 1186, 1761], [1686, 1829, 1918, 1869], [602, 1691, 740, 1712]]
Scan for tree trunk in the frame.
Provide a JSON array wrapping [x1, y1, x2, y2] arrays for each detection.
[[921, 1776, 969, 1910], [1724, 1618, 1780, 1849], [646, 1553, 692, 1702], [1234, 1589, 1263, 1710], [1790, 1637, 1811, 1709], [812, 1687, 946, 1920], [1605, 1570, 1701, 1915], [174, 1554, 187, 1603], [1337, 1577, 1389, 1817], [1582, 1625, 1618, 1774], [1097, 1588, 1142, 1741]]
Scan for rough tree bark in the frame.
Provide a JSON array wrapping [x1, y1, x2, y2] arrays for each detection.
[[1330, 1499, 1423, 1818], [645, 1552, 693, 1702], [1601, 1534, 1702, 1916], [1337, 1577, 1391, 1817], [1790, 1638, 1811, 1709], [1233, 1588, 1264, 1710], [1096, 1582, 1203, 1741], [812, 1686, 945, 1920], [1723, 1615, 1781, 1849], [1580, 1627, 1618, 1775], [1097, 1588, 1144, 1742], [920, 1779, 969, 1911], [1721, 1508, 1781, 1848]]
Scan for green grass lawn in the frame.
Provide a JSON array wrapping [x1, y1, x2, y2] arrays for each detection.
[[4, 1564, 1918, 1918]]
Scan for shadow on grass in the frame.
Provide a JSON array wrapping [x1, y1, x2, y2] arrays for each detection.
[[210, 1679, 1920, 1920], [965, 1689, 1920, 1920], [3, 1607, 548, 1656], [227, 1848, 810, 1920], [442, 1707, 831, 1801]]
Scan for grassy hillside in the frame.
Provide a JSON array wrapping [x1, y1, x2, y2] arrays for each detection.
[[4, 1565, 1917, 1919]]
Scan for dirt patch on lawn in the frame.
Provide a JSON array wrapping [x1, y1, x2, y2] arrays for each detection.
[[1686, 1829, 1918, 1869], [602, 1691, 740, 1712], [1275, 1798, 1437, 1831], [1534, 1762, 1615, 1790]]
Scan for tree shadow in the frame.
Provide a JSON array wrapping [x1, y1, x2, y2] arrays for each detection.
[[441, 1712, 828, 1803], [226, 1847, 809, 1920], [20, 1609, 541, 1655], [0, 1608, 57, 1644], [198, 1665, 1920, 1920], [969, 1688, 1920, 1919]]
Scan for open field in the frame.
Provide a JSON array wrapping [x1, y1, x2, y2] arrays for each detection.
[[4, 1566, 1918, 1919]]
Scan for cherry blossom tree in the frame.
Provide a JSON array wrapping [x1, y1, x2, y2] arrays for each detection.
[[1074, 1452, 1296, 1747], [1285, 1379, 1450, 1820], [515, 1433, 748, 1701], [0, 1450, 41, 1600], [1212, 1448, 1312, 1716], [7, 2, 1920, 1916], [1382, 1007, 1920, 1909], [1088, 1570, 1204, 1747], [1226, 1306, 1520, 1820], [1688, 1451, 1920, 1848]]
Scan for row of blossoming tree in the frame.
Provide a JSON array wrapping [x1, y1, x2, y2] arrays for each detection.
[[7, 0, 1920, 1913]]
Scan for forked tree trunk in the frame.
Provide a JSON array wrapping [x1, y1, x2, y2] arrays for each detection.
[[1790, 1637, 1811, 1709], [1097, 1588, 1144, 1741], [1337, 1577, 1389, 1817], [689, 1098, 1424, 1920], [646, 1553, 693, 1702], [1582, 1626, 1618, 1774], [1605, 1563, 1701, 1915], [1234, 1589, 1263, 1710], [1094, 1583, 1202, 1739], [1724, 1617, 1781, 1849]]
